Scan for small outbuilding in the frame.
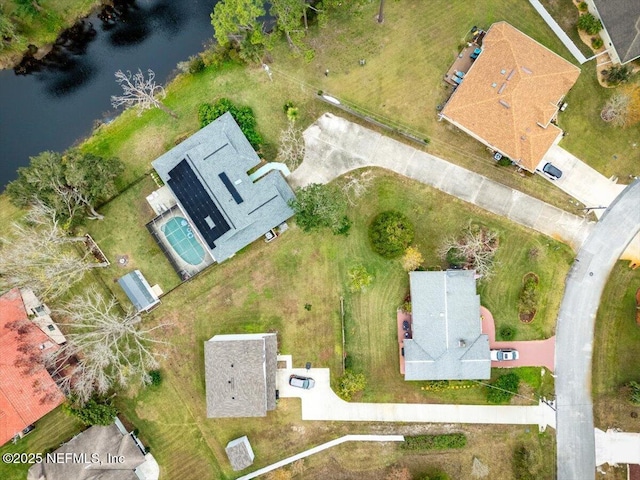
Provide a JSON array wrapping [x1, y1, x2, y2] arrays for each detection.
[[117, 270, 160, 313], [225, 435, 255, 471]]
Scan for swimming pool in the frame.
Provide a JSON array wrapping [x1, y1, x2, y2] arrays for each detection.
[[161, 217, 206, 266]]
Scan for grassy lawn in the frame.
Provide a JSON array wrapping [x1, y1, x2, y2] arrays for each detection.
[[592, 261, 640, 431], [272, 0, 639, 181], [76, 169, 567, 479], [0, 407, 84, 480], [83, 174, 181, 304], [288, 425, 555, 479], [0, 0, 101, 68], [82, 62, 325, 188], [340, 172, 570, 404], [558, 68, 640, 179]]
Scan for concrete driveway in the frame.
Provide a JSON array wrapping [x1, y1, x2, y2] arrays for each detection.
[[277, 367, 556, 430], [539, 145, 639, 262], [290, 113, 594, 251], [480, 307, 555, 371], [538, 145, 627, 217]]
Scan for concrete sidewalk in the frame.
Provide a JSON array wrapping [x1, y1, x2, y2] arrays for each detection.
[[277, 368, 556, 431], [595, 429, 640, 467], [291, 114, 594, 252]]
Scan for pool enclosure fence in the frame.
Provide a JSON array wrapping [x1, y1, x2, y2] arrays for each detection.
[[146, 204, 214, 280]]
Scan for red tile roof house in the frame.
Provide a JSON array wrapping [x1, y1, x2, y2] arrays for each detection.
[[0, 289, 64, 445], [439, 22, 581, 173]]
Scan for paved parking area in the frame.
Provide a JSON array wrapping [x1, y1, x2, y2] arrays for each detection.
[[481, 307, 555, 371]]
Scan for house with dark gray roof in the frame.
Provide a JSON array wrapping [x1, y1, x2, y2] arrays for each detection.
[[117, 270, 160, 313], [225, 435, 255, 471], [27, 418, 159, 480], [204, 333, 277, 418], [587, 0, 640, 64], [151, 112, 295, 264], [404, 270, 490, 381]]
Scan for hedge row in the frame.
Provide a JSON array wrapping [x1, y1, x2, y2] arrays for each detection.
[[402, 433, 467, 451]]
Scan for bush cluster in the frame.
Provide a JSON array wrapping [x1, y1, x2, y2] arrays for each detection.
[[149, 369, 162, 387], [401, 433, 467, 451], [368, 211, 415, 258], [577, 13, 602, 35], [487, 372, 520, 404], [335, 371, 366, 401], [519, 274, 539, 315], [64, 398, 118, 426], [198, 98, 262, 149], [499, 325, 515, 341], [591, 37, 603, 49]]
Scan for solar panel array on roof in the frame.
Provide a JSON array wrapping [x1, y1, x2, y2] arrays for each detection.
[[219, 172, 244, 204], [168, 159, 230, 249]]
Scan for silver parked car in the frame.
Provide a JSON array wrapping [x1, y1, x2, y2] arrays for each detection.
[[490, 349, 519, 361], [289, 375, 315, 389]]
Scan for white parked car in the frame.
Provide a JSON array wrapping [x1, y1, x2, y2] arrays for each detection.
[[490, 349, 519, 361]]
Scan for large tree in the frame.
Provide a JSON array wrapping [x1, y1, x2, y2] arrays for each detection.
[[47, 289, 170, 404], [0, 203, 108, 300], [6, 149, 123, 223], [211, 0, 265, 49], [289, 183, 351, 235], [111, 68, 178, 118], [270, 0, 305, 51]]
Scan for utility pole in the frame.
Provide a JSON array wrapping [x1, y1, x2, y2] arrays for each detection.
[[377, 0, 384, 23]]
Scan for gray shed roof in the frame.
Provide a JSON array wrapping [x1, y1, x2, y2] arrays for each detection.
[[225, 436, 255, 471], [27, 424, 146, 480], [204, 333, 277, 418], [593, 0, 640, 64], [117, 270, 159, 313], [151, 112, 295, 263], [404, 270, 490, 380]]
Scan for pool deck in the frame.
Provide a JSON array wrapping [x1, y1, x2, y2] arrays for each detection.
[[146, 186, 177, 216]]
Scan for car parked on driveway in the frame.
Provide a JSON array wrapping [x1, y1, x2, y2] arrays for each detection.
[[542, 162, 563, 179], [289, 375, 315, 389], [490, 349, 519, 361]]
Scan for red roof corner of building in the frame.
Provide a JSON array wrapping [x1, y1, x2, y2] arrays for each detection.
[[0, 289, 64, 445]]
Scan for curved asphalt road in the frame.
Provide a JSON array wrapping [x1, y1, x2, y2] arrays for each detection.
[[555, 180, 640, 480]]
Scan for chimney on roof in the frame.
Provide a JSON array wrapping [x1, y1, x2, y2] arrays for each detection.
[[458, 339, 466, 348]]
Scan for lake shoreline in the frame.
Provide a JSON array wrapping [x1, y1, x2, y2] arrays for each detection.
[[0, 0, 105, 70]]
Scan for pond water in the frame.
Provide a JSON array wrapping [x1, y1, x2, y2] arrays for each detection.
[[0, 0, 218, 189]]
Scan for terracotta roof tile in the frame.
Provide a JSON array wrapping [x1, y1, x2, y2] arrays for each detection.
[[441, 22, 580, 171], [0, 289, 64, 445]]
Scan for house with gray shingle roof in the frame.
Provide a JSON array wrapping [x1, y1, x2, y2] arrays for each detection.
[[27, 418, 159, 480], [587, 0, 640, 64], [204, 333, 277, 418], [404, 270, 490, 381], [151, 112, 295, 264], [225, 435, 255, 471]]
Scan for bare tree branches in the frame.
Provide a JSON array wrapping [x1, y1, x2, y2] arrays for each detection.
[[276, 122, 305, 170], [341, 170, 373, 206], [439, 223, 500, 278], [111, 69, 178, 118], [601, 92, 630, 127], [0, 202, 107, 301], [47, 288, 171, 404]]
